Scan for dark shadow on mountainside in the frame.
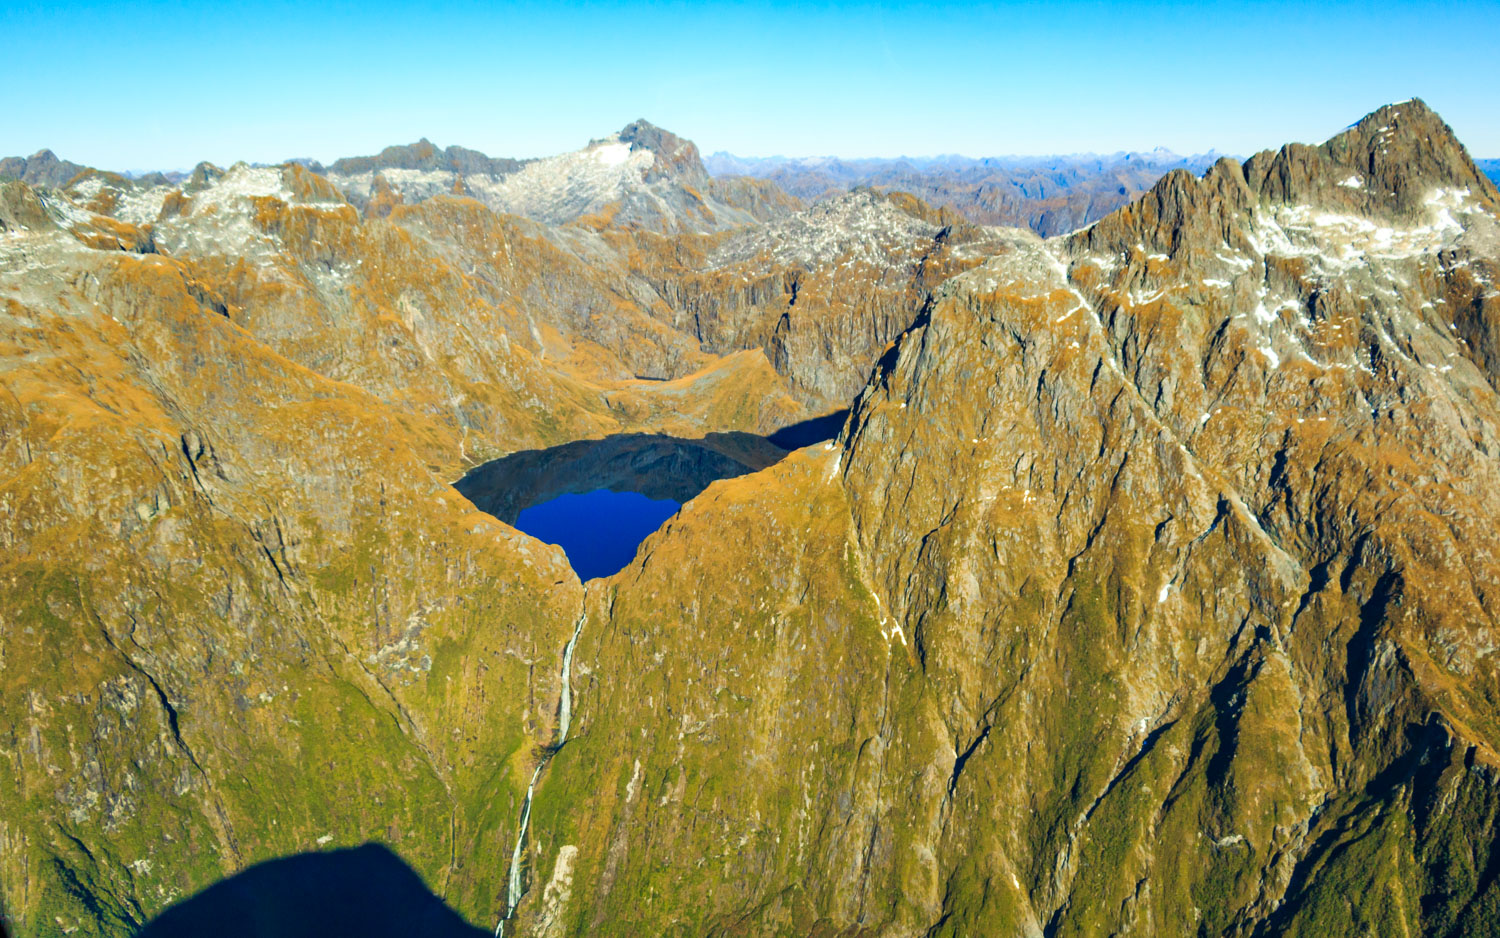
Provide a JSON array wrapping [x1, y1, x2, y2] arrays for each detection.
[[763, 408, 850, 450], [135, 843, 488, 938]]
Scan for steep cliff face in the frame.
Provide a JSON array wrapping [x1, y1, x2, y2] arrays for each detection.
[[0, 236, 588, 933], [508, 100, 1500, 937]]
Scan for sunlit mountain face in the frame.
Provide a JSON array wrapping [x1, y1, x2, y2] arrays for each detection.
[[4, 96, 1500, 938]]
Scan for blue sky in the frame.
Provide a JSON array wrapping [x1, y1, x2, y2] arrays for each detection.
[[6, 1, 1496, 169]]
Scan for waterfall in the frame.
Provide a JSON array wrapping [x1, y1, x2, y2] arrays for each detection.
[[556, 614, 585, 744], [494, 763, 543, 937], [493, 615, 587, 936]]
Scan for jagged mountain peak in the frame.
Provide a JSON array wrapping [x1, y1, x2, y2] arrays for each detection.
[[704, 148, 1235, 237], [1055, 97, 1500, 434], [617, 118, 709, 185], [1077, 99, 1498, 259], [1244, 96, 1499, 221], [817, 93, 1500, 936], [617, 118, 678, 151], [311, 121, 746, 231], [184, 160, 225, 191], [0, 148, 90, 189]]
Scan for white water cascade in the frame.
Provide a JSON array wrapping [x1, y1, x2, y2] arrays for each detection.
[[556, 615, 585, 743], [494, 764, 543, 938], [493, 615, 587, 937]]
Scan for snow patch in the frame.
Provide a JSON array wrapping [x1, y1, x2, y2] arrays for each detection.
[[594, 142, 632, 166], [474, 134, 655, 224], [1245, 188, 1482, 279]]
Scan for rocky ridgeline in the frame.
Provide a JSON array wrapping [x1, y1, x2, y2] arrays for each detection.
[[0, 101, 1498, 936], [318, 120, 800, 234], [0, 149, 94, 189]]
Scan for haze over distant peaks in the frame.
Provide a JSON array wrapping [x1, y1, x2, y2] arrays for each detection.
[[703, 147, 1227, 237]]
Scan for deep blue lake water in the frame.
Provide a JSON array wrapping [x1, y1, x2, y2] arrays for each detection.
[[454, 419, 848, 582], [514, 488, 682, 580]]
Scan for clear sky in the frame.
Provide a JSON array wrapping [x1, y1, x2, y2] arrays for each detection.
[[6, 0, 1496, 170]]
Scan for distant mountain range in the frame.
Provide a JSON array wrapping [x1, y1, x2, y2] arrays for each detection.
[[11, 144, 1499, 237], [0, 141, 1245, 240], [704, 149, 1229, 236], [704, 148, 1226, 177]]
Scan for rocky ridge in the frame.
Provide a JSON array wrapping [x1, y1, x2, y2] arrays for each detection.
[[321, 121, 801, 235], [0, 150, 91, 190]]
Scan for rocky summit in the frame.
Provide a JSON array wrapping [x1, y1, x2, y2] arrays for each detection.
[[2, 99, 1500, 938]]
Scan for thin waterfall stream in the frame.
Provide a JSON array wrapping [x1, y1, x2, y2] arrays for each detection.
[[494, 614, 587, 937]]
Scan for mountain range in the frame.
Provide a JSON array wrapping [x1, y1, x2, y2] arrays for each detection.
[[2, 99, 1500, 937], [703, 149, 1227, 236]]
